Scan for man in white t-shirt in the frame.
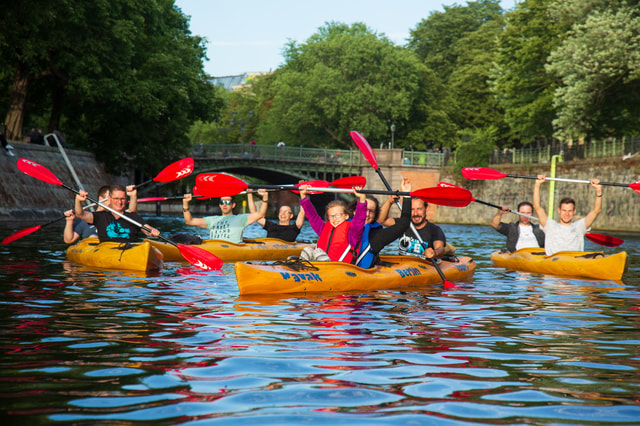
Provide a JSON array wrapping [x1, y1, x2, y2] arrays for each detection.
[[533, 174, 602, 255], [182, 189, 268, 243], [491, 201, 545, 252]]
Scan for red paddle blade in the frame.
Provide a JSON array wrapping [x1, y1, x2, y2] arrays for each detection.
[[437, 182, 477, 202], [629, 182, 640, 194], [196, 173, 248, 197], [585, 232, 623, 248], [2, 225, 42, 245], [177, 244, 223, 270], [17, 158, 62, 185], [350, 131, 378, 169], [412, 186, 473, 207], [461, 167, 507, 180], [192, 186, 202, 196], [154, 157, 195, 183], [291, 180, 330, 194], [331, 176, 366, 189]]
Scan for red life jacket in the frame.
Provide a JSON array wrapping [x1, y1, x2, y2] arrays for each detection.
[[317, 220, 354, 262]]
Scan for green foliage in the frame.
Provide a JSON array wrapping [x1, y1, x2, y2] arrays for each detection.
[[453, 126, 499, 176], [0, 0, 223, 175], [253, 22, 452, 149], [546, 5, 640, 139]]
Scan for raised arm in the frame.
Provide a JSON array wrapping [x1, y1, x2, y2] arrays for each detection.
[[533, 175, 548, 227], [378, 195, 396, 226], [74, 190, 94, 224], [63, 210, 80, 244], [182, 193, 208, 229], [247, 192, 266, 226], [491, 206, 509, 229], [584, 179, 603, 229], [125, 185, 137, 213], [295, 205, 306, 229], [247, 189, 268, 225]]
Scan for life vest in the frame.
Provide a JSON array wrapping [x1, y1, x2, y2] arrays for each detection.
[[355, 222, 382, 268], [317, 220, 354, 262]]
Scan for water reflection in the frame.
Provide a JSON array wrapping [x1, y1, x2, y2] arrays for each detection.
[[1, 219, 639, 424]]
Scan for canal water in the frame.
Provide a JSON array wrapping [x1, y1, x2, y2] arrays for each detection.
[[1, 218, 639, 425]]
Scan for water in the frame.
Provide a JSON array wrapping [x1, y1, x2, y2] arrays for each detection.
[[1, 219, 639, 425]]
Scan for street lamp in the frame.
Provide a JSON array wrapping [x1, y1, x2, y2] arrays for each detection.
[[390, 123, 396, 149]]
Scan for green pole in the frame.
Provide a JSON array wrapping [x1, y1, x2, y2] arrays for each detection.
[[548, 155, 563, 220]]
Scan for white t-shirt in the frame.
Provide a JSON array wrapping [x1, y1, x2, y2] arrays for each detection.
[[542, 218, 587, 255], [516, 224, 541, 251]]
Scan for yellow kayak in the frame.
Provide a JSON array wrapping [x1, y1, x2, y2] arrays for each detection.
[[234, 255, 476, 295], [66, 238, 164, 271], [146, 238, 313, 263], [491, 248, 628, 280]]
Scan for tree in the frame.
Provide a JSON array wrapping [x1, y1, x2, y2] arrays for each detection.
[[0, 0, 222, 174], [546, 5, 640, 139], [491, 0, 564, 144], [254, 22, 454, 149]]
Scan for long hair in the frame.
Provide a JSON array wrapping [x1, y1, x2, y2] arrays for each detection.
[[348, 195, 379, 222]]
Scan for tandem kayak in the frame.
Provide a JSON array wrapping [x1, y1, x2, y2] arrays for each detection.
[[146, 238, 313, 263], [491, 248, 628, 280], [66, 238, 164, 271], [234, 255, 476, 295]]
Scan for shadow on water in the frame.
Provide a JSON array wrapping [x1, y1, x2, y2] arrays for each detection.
[[1, 218, 639, 425]]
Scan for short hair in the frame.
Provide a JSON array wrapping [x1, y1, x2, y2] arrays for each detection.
[[559, 197, 576, 208], [411, 196, 428, 208], [109, 184, 126, 194], [517, 201, 533, 211], [97, 185, 110, 199]]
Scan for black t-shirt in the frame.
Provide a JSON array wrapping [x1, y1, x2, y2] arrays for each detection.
[[92, 211, 145, 243], [398, 222, 446, 257], [262, 220, 300, 243]]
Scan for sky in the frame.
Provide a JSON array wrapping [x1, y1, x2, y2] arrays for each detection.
[[175, 0, 517, 77]]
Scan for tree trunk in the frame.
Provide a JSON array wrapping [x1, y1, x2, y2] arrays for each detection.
[[4, 63, 30, 141], [48, 82, 66, 133]]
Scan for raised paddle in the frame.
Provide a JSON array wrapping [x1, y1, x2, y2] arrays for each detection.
[[2, 198, 107, 245], [436, 182, 536, 219], [349, 130, 456, 290], [461, 167, 640, 193], [134, 157, 195, 190], [16, 158, 222, 270], [195, 173, 471, 207]]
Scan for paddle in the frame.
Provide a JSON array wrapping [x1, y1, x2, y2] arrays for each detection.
[[16, 158, 222, 270], [134, 157, 195, 190], [436, 182, 624, 248], [461, 167, 640, 193], [195, 173, 470, 207], [2, 198, 107, 245], [349, 130, 456, 289]]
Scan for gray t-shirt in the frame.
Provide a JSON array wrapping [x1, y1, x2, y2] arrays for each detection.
[[543, 218, 587, 255]]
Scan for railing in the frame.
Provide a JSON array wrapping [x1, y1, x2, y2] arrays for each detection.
[[490, 136, 640, 165]]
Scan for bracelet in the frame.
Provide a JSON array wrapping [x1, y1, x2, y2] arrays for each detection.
[[183, 208, 190, 212], [596, 194, 603, 198]]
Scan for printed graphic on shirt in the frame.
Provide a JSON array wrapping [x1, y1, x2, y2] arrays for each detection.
[[106, 221, 132, 240], [399, 235, 425, 256], [210, 220, 231, 240]]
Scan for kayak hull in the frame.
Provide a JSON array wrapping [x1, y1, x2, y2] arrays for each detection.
[[147, 238, 313, 263], [235, 255, 475, 295], [491, 248, 627, 280], [66, 238, 163, 271]]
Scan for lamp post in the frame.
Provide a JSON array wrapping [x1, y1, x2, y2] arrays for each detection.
[[390, 123, 396, 149]]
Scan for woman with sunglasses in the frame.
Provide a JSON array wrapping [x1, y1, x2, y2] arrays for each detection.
[[347, 177, 412, 268], [182, 189, 268, 243], [298, 185, 367, 262]]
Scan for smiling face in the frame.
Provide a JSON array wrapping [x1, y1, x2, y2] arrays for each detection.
[[411, 198, 428, 228], [365, 199, 377, 225], [558, 202, 576, 224], [109, 189, 127, 214], [278, 206, 294, 224], [327, 206, 348, 228]]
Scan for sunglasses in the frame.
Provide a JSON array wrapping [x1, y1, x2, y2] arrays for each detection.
[[219, 200, 233, 205]]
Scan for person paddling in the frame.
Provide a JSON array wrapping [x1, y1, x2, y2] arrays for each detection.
[[533, 174, 602, 255], [298, 185, 367, 262], [349, 177, 413, 268], [74, 185, 160, 243], [491, 201, 545, 252]]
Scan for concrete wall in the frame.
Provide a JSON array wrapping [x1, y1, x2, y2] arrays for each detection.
[[1, 142, 112, 222]]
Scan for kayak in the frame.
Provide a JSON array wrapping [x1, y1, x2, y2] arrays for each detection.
[[234, 255, 476, 295], [146, 238, 313, 263], [66, 238, 164, 271], [490, 248, 628, 280]]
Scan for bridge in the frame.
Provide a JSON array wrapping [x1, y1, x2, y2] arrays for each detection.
[[191, 143, 448, 190]]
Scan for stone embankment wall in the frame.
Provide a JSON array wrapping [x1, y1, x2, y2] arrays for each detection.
[[0, 142, 112, 222], [436, 158, 640, 232]]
